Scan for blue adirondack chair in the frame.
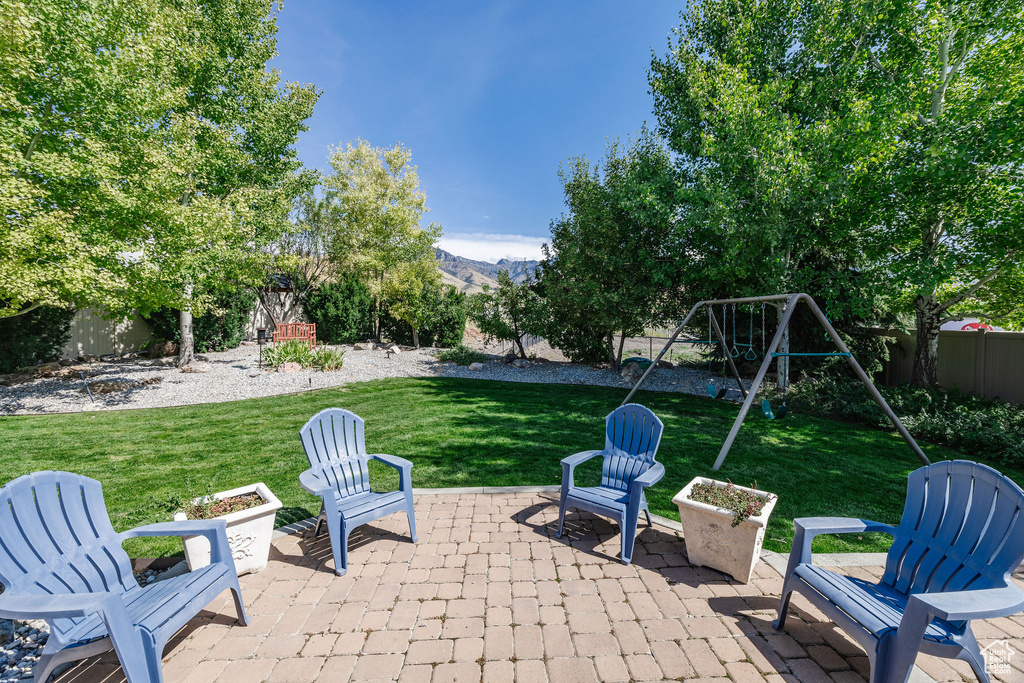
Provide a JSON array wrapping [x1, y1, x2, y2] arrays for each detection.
[[557, 404, 665, 564], [299, 408, 417, 576], [0, 471, 248, 683], [775, 460, 1024, 683]]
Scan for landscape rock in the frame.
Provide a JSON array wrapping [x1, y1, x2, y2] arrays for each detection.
[[53, 365, 91, 379], [657, 360, 675, 369], [180, 362, 210, 374], [84, 381, 130, 394], [148, 341, 177, 359], [277, 362, 302, 373], [353, 343, 374, 351], [78, 353, 101, 363], [31, 362, 61, 376], [100, 355, 116, 362], [386, 344, 402, 354], [151, 357, 177, 367], [620, 361, 645, 382], [0, 373, 33, 387], [511, 359, 530, 368], [468, 362, 485, 372]]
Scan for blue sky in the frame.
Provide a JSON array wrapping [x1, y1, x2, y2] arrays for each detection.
[[271, 1, 682, 262]]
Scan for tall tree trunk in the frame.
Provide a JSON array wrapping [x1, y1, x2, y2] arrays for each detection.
[[607, 331, 616, 367], [411, 326, 420, 349], [911, 294, 943, 387], [178, 283, 195, 367], [514, 335, 526, 359], [615, 330, 627, 370]]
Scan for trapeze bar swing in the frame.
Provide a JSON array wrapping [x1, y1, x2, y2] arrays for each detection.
[[621, 293, 930, 471]]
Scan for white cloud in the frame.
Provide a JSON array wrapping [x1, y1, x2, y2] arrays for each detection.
[[438, 232, 547, 263]]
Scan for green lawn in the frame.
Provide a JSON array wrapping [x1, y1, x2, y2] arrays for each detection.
[[2, 377, 1017, 559]]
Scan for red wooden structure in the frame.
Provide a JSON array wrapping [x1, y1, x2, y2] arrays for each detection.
[[273, 322, 317, 349]]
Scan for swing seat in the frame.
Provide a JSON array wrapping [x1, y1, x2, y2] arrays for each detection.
[[707, 383, 727, 400], [762, 398, 789, 420]]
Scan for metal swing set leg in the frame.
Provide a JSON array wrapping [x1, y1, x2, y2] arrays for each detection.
[[621, 293, 931, 471]]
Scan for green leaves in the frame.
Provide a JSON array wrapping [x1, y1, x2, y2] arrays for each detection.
[[0, 0, 318, 319]]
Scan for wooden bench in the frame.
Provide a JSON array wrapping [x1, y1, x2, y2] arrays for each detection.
[[273, 322, 317, 349]]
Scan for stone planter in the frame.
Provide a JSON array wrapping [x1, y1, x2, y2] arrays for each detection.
[[174, 482, 282, 576], [672, 477, 778, 584]]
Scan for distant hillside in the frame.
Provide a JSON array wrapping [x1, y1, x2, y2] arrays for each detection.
[[436, 248, 539, 294]]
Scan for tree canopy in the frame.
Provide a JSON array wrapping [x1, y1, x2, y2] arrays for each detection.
[[0, 0, 318, 340], [321, 139, 442, 340]]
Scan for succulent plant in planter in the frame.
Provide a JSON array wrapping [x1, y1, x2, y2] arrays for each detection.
[[673, 477, 778, 583], [687, 480, 773, 527]]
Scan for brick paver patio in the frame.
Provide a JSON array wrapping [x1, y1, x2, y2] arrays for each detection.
[[53, 491, 1024, 683]]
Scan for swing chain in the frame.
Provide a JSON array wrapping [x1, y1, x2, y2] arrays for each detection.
[[744, 304, 758, 360], [730, 304, 740, 358]]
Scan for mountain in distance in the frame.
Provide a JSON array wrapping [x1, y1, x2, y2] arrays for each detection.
[[435, 248, 539, 295]]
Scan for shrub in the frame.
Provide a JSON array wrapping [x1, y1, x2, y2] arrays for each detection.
[[262, 339, 314, 368], [381, 284, 467, 348], [303, 274, 375, 344], [145, 287, 255, 353], [0, 306, 76, 372], [782, 376, 1024, 466], [310, 346, 345, 371], [437, 345, 486, 366]]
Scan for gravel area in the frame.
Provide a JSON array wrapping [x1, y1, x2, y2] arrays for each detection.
[[0, 341, 752, 416]]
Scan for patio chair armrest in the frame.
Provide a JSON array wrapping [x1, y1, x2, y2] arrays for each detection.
[[907, 584, 1024, 622], [0, 591, 119, 620], [561, 450, 603, 489], [371, 453, 413, 471], [787, 517, 895, 573], [371, 454, 414, 492], [299, 468, 334, 496], [122, 519, 234, 566], [121, 519, 227, 540], [630, 462, 665, 495]]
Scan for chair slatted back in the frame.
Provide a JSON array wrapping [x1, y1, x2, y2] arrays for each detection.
[[883, 460, 1024, 596], [299, 408, 371, 497], [601, 404, 664, 492], [0, 472, 137, 639]]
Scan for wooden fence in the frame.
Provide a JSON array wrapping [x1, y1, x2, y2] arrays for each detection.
[[879, 328, 1024, 404], [61, 308, 153, 359]]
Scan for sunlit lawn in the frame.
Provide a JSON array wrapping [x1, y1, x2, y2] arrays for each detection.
[[2, 377, 1013, 558]]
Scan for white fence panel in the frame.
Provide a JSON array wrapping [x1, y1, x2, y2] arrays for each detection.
[[62, 308, 153, 359]]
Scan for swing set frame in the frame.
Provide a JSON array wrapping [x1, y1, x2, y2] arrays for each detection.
[[621, 293, 930, 471]]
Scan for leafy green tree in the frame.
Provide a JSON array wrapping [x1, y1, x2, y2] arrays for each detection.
[[814, 0, 1024, 385], [649, 0, 885, 326], [159, 0, 318, 366], [0, 0, 317, 369], [650, 0, 1024, 386], [0, 0, 186, 317], [468, 271, 545, 359], [382, 258, 442, 348], [256, 190, 341, 330], [380, 284, 468, 348], [542, 131, 680, 368], [322, 139, 442, 340]]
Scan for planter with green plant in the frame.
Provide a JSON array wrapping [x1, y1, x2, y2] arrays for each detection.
[[173, 482, 282, 575], [672, 477, 778, 583]]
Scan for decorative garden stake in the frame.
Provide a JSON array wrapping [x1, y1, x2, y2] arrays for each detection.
[[673, 477, 778, 583]]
